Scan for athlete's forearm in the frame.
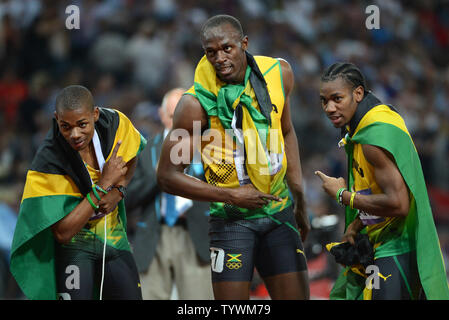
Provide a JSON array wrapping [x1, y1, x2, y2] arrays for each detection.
[[157, 168, 234, 203], [51, 193, 100, 244], [157, 126, 236, 204], [51, 159, 134, 244], [96, 157, 138, 216], [347, 144, 410, 218], [341, 190, 408, 218], [342, 216, 365, 244], [284, 126, 306, 214], [115, 156, 137, 187], [348, 215, 365, 233]]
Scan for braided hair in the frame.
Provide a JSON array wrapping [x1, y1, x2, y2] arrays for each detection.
[[321, 62, 368, 94]]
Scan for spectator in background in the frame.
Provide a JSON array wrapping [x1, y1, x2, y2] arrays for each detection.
[[0, 193, 20, 299], [127, 88, 213, 300], [17, 71, 52, 136], [125, 20, 169, 96], [0, 65, 27, 126]]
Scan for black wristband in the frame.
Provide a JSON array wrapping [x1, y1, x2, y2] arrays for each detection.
[[112, 185, 126, 198]]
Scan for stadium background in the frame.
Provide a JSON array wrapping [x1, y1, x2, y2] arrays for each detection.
[[0, 0, 448, 299]]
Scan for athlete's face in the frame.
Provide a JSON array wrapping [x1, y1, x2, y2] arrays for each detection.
[[319, 77, 364, 128], [55, 104, 99, 151], [202, 23, 248, 84]]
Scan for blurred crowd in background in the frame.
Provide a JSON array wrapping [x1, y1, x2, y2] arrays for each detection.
[[0, 0, 448, 299]]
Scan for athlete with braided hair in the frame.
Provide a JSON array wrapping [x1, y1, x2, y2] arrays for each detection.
[[316, 62, 449, 300]]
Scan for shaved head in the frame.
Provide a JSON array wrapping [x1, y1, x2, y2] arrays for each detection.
[[200, 14, 244, 44], [55, 85, 94, 114]]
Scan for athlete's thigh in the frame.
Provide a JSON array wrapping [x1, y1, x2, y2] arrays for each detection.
[[102, 249, 142, 300], [263, 270, 310, 300], [372, 251, 420, 300], [55, 248, 96, 300], [212, 281, 252, 300], [209, 217, 257, 299], [255, 209, 308, 279]]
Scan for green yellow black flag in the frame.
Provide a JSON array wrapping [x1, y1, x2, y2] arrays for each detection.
[[329, 99, 449, 300], [10, 108, 146, 300]]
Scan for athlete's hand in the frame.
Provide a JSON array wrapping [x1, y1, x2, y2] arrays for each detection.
[[98, 141, 128, 189], [341, 217, 364, 246], [314, 170, 346, 199], [294, 205, 310, 242], [228, 184, 281, 210], [98, 188, 122, 215], [342, 224, 357, 246]]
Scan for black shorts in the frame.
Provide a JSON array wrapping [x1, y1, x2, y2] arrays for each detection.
[[55, 245, 142, 300], [371, 251, 422, 300], [209, 206, 307, 282]]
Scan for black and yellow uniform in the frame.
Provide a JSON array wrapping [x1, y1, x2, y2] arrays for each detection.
[[187, 53, 307, 282], [55, 162, 141, 300], [10, 108, 146, 300], [348, 98, 418, 299], [186, 54, 291, 219], [329, 93, 449, 300]]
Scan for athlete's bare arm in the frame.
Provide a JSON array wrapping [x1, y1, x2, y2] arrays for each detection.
[[315, 144, 410, 218], [51, 142, 128, 244], [350, 144, 410, 217], [98, 155, 137, 215], [316, 144, 410, 244], [156, 94, 280, 209], [279, 59, 310, 241]]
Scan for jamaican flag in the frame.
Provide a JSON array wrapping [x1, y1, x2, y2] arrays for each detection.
[[330, 93, 449, 300], [187, 52, 287, 196], [185, 53, 292, 221], [10, 108, 146, 300]]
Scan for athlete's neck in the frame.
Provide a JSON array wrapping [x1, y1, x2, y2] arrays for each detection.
[[79, 142, 99, 169]]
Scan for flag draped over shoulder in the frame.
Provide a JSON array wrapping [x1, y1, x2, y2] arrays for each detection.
[[10, 108, 146, 300], [189, 52, 287, 195], [330, 94, 449, 300]]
